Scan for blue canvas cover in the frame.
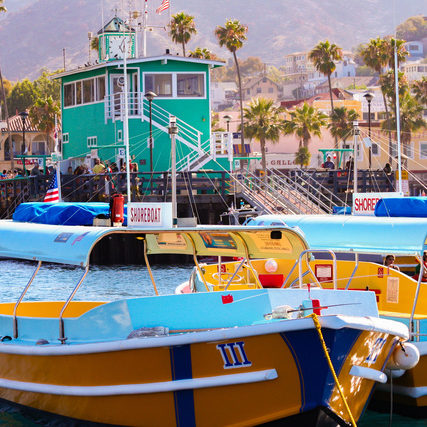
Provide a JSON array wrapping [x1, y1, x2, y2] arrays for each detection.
[[13, 202, 128, 226], [375, 197, 427, 217]]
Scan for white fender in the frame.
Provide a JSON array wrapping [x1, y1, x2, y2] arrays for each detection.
[[387, 342, 420, 371]]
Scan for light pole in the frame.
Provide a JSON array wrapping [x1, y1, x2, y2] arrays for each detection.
[[169, 115, 179, 226], [363, 92, 374, 170], [144, 91, 157, 176], [223, 114, 232, 132], [19, 111, 29, 155]]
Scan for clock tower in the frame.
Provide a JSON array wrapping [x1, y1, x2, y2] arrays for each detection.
[[98, 16, 136, 62]]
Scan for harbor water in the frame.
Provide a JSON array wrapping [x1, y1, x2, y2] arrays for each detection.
[[0, 259, 424, 426]]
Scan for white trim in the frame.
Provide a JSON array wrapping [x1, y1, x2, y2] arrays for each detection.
[[349, 365, 387, 383], [377, 383, 427, 399], [0, 369, 277, 396], [63, 100, 104, 110], [0, 314, 408, 357], [53, 55, 225, 79], [63, 76, 106, 108], [87, 136, 97, 148]]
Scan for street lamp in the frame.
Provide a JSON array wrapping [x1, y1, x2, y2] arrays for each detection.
[[144, 91, 157, 175], [223, 114, 232, 132], [19, 111, 29, 155], [363, 92, 374, 169]]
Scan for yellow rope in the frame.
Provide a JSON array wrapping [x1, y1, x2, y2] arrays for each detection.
[[308, 313, 357, 427]]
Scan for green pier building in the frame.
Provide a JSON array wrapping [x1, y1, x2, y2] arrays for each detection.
[[54, 17, 233, 174]]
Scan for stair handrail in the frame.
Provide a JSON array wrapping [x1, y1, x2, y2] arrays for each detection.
[[235, 171, 300, 214], [291, 167, 349, 209], [269, 169, 331, 213]]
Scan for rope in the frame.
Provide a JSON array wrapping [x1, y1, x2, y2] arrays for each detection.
[[307, 313, 357, 427]]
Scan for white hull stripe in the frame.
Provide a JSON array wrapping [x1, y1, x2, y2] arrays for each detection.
[[0, 315, 407, 357], [377, 383, 427, 398], [0, 369, 278, 396], [349, 365, 387, 383]]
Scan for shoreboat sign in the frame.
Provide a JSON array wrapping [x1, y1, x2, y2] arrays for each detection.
[[353, 192, 403, 216], [128, 202, 173, 228]]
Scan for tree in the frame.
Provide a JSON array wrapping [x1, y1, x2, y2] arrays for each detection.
[[0, 0, 5, 12], [169, 12, 197, 57], [211, 112, 225, 132], [33, 69, 61, 103], [243, 97, 284, 178], [361, 37, 408, 163], [382, 92, 426, 157], [412, 77, 427, 106], [239, 57, 264, 77], [309, 41, 343, 114], [283, 103, 328, 148], [91, 36, 99, 52], [188, 47, 219, 60], [396, 15, 427, 42], [7, 79, 38, 114], [29, 97, 61, 154], [295, 146, 311, 168], [328, 107, 359, 145], [215, 19, 248, 166]]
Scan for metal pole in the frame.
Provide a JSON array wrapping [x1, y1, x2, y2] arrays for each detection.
[[149, 99, 153, 174], [353, 121, 359, 194], [368, 100, 372, 170], [143, 0, 148, 57], [169, 116, 178, 226], [123, 34, 131, 203], [394, 41, 403, 194], [0, 66, 13, 170]]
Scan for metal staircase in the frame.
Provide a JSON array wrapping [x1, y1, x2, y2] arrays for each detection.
[[105, 93, 232, 172]]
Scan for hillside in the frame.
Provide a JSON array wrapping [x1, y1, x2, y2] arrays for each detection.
[[0, 0, 425, 81]]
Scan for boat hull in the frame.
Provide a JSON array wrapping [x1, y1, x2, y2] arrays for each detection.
[[0, 326, 396, 426]]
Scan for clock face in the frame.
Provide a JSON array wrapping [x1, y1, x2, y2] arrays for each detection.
[[108, 35, 133, 60]]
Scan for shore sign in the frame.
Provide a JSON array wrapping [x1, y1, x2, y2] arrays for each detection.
[[353, 192, 403, 216], [128, 202, 172, 228]]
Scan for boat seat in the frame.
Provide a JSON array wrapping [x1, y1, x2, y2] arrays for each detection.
[[258, 274, 284, 288]]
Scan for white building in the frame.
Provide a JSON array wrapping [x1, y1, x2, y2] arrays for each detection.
[[210, 82, 237, 111], [402, 61, 427, 82], [403, 41, 424, 61]]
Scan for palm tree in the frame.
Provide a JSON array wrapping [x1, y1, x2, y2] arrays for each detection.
[[382, 92, 426, 157], [169, 12, 197, 57], [412, 77, 427, 106], [29, 97, 61, 154], [295, 146, 311, 168], [188, 47, 221, 61], [243, 97, 284, 178], [0, 0, 6, 12], [361, 37, 408, 163], [283, 102, 328, 148], [215, 20, 248, 166], [309, 41, 343, 114], [328, 107, 359, 145]]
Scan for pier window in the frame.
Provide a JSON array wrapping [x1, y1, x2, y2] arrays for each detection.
[[62, 133, 69, 144], [177, 73, 204, 97], [87, 136, 97, 147], [63, 77, 106, 107], [144, 73, 172, 97]]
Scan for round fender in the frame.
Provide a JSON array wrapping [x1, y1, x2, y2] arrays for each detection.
[[387, 342, 420, 371]]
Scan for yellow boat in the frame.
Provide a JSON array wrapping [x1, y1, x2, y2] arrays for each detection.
[[184, 227, 427, 416], [0, 221, 415, 426]]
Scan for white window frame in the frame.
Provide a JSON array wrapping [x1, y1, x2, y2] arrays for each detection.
[[63, 76, 106, 109], [62, 133, 69, 144], [117, 129, 123, 142], [87, 136, 98, 148], [142, 71, 206, 100], [420, 141, 427, 160]]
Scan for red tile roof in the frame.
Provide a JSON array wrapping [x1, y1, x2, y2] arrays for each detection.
[[0, 113, 40, 133]]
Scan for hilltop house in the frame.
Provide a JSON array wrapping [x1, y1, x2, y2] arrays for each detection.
[[242, 76, 283, 102], [54, 17, 232, 174]]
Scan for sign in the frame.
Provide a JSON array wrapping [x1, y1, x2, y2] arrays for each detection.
[[118, 148, 126, 157], [395, 170, 410, 196], [352, 192, 403, 216], [252, 153, 297, 170], [16, 158, 43, 166], [127, 202, 172, 228]]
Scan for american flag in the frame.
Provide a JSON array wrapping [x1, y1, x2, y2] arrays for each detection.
[[156, 0, 169, 14], [44, 173, 60, 203]]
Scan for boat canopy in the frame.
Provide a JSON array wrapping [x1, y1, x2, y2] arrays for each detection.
[[0, 221, 308, 267], [247, 215, 427, 256], [375, 197, 427, 217]]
